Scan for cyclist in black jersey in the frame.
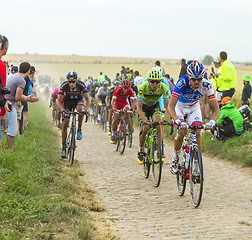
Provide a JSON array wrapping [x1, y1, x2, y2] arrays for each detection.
[[57, 71, 90, 158]]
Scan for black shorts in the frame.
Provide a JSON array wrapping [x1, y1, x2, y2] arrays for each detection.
[[22, 102, 28, 112], [63, 99, 84, 111], [142, 102, 162, 120]]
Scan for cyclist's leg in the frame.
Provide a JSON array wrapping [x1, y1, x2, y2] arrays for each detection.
[[61, 112, 70, 157], [76, 101, 85, 140]]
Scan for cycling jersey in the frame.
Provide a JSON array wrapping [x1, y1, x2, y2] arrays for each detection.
[[59, 80, 88, 101], [113, 86, 134, 102], [172, 75, 215, 107], [97, 86, 110, 97], [89, 86, 96, 98], [138, 81, 169, 107], [51, 91, 58, 102]]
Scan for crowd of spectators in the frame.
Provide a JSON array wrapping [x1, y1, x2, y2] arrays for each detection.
[[0, 34, 39, 151]]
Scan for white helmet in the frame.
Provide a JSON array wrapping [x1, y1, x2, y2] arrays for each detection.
[[152, 66, 163, 74]]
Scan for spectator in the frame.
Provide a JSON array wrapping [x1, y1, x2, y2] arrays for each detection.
[[133, 71, 144, 89], [155, 60, 165, 76], [214, 97, 243, 140], [0, 35, 9, 126], [5, 62, 39, 151], [210, 57, 222, 105], [105, 75, 111, 86], [113, 73, 120, 84], [241, 74, 251, 106], [98, 72, 105, 85], [179, 58, 187, 78], [219, 51, 237, 98], [121, 66, 126, 75], [164, 74, 175, 93], [7, 66, 18, 81]]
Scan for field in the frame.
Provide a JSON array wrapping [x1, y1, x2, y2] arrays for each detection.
[[3, 54, 252, 94]]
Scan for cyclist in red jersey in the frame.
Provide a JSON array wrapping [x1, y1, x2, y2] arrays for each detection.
[[110, 80, 135, 144]]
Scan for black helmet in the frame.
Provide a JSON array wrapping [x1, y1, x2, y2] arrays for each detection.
[[67, 71, 78, 80]]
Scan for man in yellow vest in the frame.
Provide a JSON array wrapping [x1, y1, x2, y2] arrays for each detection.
[[218, 51, 237, 98]]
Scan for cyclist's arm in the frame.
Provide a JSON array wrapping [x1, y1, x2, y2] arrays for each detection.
[[111, 97, 116, 109], [105, 96, 110, 106], [163, 100, 170, 121], [83, 92, 90, 111], [130, 97, 135, 110], [168, 95, 179, 121], [208, 98, 220, 121], [137, 100, 147, 123], [56, 94, 64, 112]]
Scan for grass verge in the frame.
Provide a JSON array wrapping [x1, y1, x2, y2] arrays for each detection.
[[0, 101, 116, 240]]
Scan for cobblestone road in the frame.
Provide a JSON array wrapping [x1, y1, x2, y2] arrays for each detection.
[[77, 121, 252, 239]]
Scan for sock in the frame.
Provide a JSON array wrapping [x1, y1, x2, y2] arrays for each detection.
[[112, 131, 116, 136], [62, 143, 66, 150], [173, 150, 180, 159]]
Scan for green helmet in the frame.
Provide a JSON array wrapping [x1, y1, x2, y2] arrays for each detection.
[[103, 81, 109, 85], [147, 70, 162, 80], [94, 82, 99, 87], [243, 74, 251, 82], [114, 81, 121, 87]]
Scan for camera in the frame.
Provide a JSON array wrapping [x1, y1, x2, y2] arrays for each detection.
[[0, 87, 11, 95]]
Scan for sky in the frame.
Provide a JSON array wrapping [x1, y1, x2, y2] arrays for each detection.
[[1, 0, 252, 61]]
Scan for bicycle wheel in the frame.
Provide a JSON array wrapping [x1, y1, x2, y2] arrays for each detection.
[[143, 139, 150, 178], [118, 120, 127, 155], [177, 150, 187, 196], [190, 144, 203, 208], [68, 127, 76, 165], [152, 135, 162, 187], [128, 118, 133, 148]]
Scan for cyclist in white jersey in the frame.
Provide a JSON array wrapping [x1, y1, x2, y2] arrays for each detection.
[[168, 61, 220, 174]]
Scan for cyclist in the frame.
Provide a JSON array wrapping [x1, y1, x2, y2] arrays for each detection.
[[137, 69, 170, 165], [106, 80, 121, 135], [110, 79, 135, 144], [168, 61, 220, 174], [50, 87, 61, 129], [95, 81, 110, 124], [57, 71, 90, 158], [90, 81, 99, 116]]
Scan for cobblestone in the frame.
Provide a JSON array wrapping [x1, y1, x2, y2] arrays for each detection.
[[77, 121, 252, 239]]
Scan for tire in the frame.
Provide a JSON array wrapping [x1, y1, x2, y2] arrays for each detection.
[[118, 119, 127, 155], [68, 127, 76, 165], [143, 140, 150, 178], [177, 149, 187, 196], [128, 118, 133, 148], [152, 135, 162, 187], [190, 144, 203, 208]]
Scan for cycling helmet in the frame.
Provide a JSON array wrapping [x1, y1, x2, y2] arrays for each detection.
[[94, 82, 99, 87], [126, 73, 132, 80], [54, 87, 59, 92], [121, 79, 132, 88], [114, 80, 121, 87], [66, 71, 78, 80], [147, 70, 162, 80], [187, 61, 205, 79], [152, 66, 163, 75]]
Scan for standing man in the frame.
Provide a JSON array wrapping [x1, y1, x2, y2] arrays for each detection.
[[0, 35, 9, 128], [241, 74, 251, 106], [179, 58, 187, 78], [155, 60, 165, 76], [218, 51, 237, 98], [5, 62, 39, 151], [134, 71, 144, 89], [98, 72, 105, 85]]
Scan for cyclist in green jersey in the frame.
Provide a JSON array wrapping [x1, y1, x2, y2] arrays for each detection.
[[89, 82, 99, 116], [137, 70, 170, 165], [106, 80, 121, 135]]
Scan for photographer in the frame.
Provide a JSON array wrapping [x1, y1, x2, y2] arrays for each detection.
[[5, 62, 39, 151]]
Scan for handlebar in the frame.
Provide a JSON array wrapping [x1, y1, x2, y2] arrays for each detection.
[[62, 109, 89, 122], [139, 120, 173, 135]]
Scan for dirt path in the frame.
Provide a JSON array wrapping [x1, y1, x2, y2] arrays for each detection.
[[77, 121, 252, 240]]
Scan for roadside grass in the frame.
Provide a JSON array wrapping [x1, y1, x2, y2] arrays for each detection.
[[0, 101, 116, 240]]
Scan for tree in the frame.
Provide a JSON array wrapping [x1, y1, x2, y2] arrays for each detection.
[[202, 55, 213, 65]]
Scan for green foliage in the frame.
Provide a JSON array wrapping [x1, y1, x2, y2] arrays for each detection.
[[0, 102, 92, 239], [202, 55, 214, 65]]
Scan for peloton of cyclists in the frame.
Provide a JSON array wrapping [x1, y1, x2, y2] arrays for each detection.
[[57, 71, 90, 158], [168, 61, 220, 174]]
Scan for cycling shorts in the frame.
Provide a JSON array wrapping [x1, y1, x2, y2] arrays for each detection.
[[98, 95, 106, 104], [63, 99, 84, 112], [175, 101, 202, 125], [142, 102, 162, 121], [114, 100, 130, 110]]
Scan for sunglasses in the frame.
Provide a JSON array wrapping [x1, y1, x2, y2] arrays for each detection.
[[68, 80, 77, 84], [191, 77, 203, 82], [150, 80, 161, 84]]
